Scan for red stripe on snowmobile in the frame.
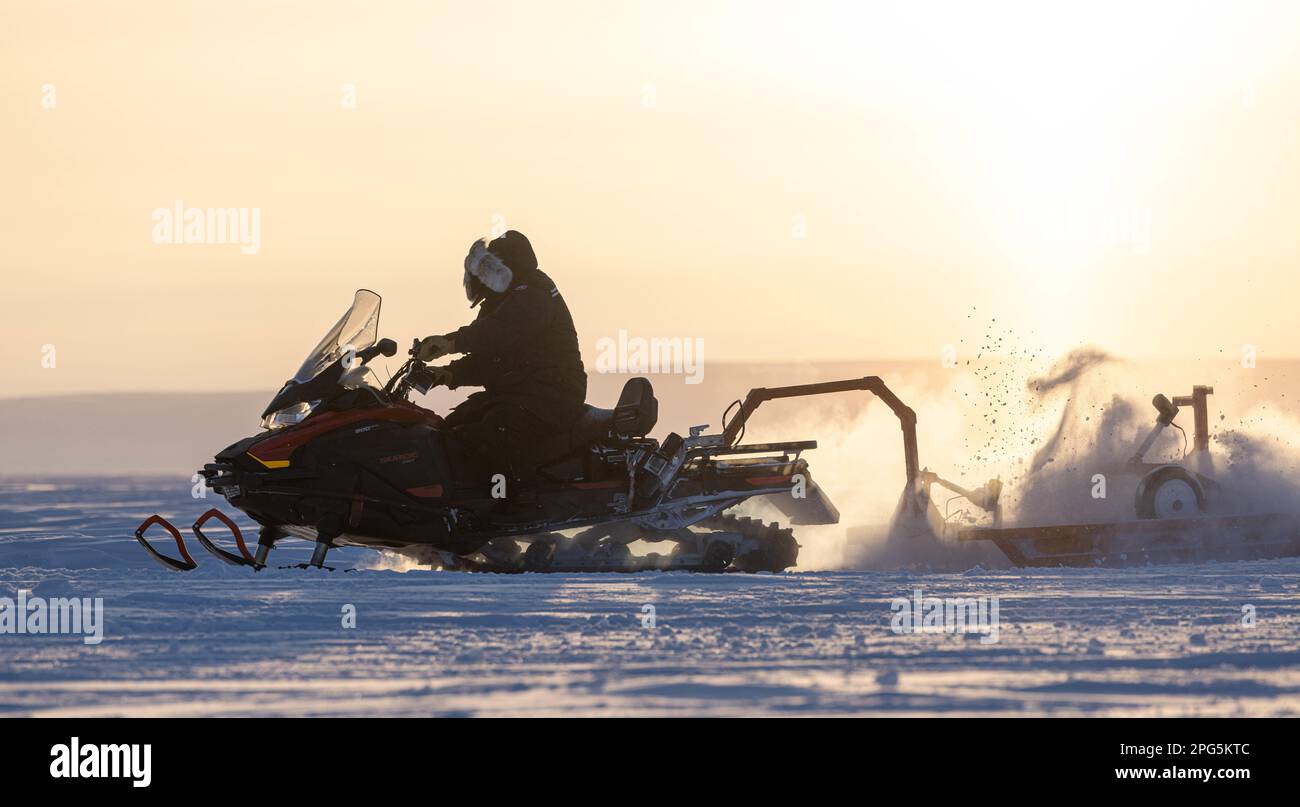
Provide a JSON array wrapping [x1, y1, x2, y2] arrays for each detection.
[[745, 475, 793, 486], [250, 404, 443, 464], [405, 484, 445, 498]]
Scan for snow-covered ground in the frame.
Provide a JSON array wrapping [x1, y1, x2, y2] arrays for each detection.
[[2, 477, 1299, 717]]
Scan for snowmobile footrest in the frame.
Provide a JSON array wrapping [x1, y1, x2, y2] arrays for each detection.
[[134, 514, 198, 571]]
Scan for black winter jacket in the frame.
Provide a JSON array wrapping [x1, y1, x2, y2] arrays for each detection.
[[446, 267, 587, 406]]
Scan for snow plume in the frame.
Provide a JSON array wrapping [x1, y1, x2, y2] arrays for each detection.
[[1003, 350, 1300, 527], [355, 549, 427, 572], [1023, 348, 1116, 475], [1211, 405, 1300, 515], [1005, 350, 1146, 526], [1028, 347, 1112, 396]]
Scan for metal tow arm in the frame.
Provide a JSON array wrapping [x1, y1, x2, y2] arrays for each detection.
[[721, 376, 920, 488]]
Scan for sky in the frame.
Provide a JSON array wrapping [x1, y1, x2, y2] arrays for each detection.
[[3, 0, 1300, 398]]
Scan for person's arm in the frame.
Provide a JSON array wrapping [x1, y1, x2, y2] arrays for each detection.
[[449, 285, 550, 356], [445, 353, 486, 389]]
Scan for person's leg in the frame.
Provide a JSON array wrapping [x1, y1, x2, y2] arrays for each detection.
[[445, 393, 581, 488], [477, 403, 550, 485], [442, 391, 491, 429], [442, 392, 496, 486]]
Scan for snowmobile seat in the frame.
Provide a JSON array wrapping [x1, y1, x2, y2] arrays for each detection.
[[535, 378, 659, 481], [569, 377, 658, 448]]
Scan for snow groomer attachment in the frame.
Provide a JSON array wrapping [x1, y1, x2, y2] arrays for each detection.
[[934, 385, 1300, 566]]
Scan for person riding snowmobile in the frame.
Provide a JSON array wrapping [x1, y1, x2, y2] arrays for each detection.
[[416, 230, 587, 485]]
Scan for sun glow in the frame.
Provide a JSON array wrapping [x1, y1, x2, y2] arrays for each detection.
[[6, 0, 1300, 397], [740, 0, 1296, 352]]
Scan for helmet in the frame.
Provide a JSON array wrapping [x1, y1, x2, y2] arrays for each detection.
[[462, 230, 537, 306]]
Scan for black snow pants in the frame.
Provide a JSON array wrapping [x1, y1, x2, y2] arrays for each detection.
[[443, 390, 580, 486]]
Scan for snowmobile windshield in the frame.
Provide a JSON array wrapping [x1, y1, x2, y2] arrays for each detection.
[[292, 289, 382, 384]]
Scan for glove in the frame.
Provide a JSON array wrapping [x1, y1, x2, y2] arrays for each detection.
[[429, 367, 454, 388], [416, 334, 456, 361]]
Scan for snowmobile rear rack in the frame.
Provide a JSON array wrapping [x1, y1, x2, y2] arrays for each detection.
[[133, 514, 198, 571], [722, 377, 919, 484], [707, 440, 818, 456]]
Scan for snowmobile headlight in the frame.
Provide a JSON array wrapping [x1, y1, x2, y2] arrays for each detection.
[[261, 400, 317, 430]]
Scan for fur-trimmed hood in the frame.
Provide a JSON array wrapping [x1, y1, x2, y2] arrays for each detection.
[[463, 239, 514, 303]]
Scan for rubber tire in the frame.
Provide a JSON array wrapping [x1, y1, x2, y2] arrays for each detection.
[[1135, 466, 1205, 520]]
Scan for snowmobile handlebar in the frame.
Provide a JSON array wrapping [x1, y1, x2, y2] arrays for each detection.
[[382, 341, 446, 398], [721, 377, 920, 485]]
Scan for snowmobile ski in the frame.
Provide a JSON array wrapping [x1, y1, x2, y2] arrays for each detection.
[[192, 507, 262, 568], [133, 514, 197, 571]]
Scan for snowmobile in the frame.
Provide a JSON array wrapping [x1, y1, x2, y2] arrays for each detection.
[[135, 289, 867, 574]]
